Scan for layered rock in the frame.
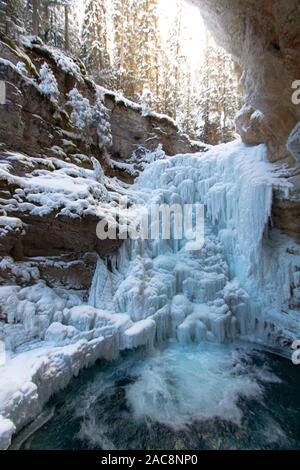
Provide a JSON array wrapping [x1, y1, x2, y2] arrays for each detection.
[[0, 36, 199, 164], [104, 91, 203, 160], [191, 0, 300, 164], [0, 34, 200, 292]]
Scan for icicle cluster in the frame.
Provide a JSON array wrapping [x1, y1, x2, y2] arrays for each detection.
[[88, 140, 295, 347]]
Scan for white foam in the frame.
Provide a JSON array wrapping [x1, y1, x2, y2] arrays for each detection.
[[126, 342, 263, 429]]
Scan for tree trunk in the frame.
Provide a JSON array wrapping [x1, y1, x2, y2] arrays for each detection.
[[64, 4, 69, 51], [173, 2, 182, 120], [118, 0, 126, 90], [44, 0, 49, 41], [32, 0, 40, 36]]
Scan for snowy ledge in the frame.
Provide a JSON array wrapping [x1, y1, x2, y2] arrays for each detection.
[[0, 305, 156, 450], [19, 36, 180, 131]]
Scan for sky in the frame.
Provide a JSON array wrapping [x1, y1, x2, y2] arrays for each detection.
[[158, 0, 208, 70]]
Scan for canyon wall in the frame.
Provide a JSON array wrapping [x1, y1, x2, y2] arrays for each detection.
[[191, 0, 300, 241], [191, 0, 300, 164], [0, 35, 200, 294]]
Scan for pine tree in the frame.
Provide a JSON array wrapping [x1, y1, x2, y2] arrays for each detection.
[[32, 0, 40, 35], [112, 0, 136, 98], [24, 1, 79, 54], [0, 0, 24, 38], [140, 85, 154, 116], [161, 0, 184, 120], [68, 0, 80, 55], [177, 61, 195, 135], [112, 0, 161, 107], [133, 0, 160, 101], [193, 33, 242, 144], [81, 0, 113, 87]]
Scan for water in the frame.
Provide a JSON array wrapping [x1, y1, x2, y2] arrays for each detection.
[[16, 340, 300, 450]]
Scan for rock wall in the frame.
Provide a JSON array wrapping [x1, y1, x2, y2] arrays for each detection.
[[0, 35, 201, 293], [191, 0, 300, 164], [0, 37, 199, 164], [190, 0, 300, 242], [104, 92, 202, 160]]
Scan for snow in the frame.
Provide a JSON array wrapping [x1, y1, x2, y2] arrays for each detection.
[[0, 139, 297, 448], [120, 319, 156, 350], [38, 63, 59, 103], [67, 87, 93, 131], [0, 257, 40, 284], [1, 55, 59, 108], [97, 85, 178, 126], [111, 159, 137, 176], [21, 37, 82, 81], [140, 86, 153, 117], [0, 216, 25, 233], [67, 87, 113, 150], [130, 144, 166, 169], [0, 416, 15, 450], [0, 284, 154, 448], [44, 322, 79, 345], [0, 337, 114, 448]]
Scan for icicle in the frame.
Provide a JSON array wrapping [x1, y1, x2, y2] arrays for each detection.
[[87, 140, 294, 347]]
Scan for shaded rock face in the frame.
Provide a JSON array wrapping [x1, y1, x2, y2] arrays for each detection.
[[191, 0, 300, 165], [105, 94, 201, 160], [191, 0, 300, 242]]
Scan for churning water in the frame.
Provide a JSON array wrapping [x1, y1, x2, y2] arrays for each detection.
[[15, 340, 300, 450]]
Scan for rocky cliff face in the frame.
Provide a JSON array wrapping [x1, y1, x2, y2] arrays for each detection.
[[0, 35, 200, 295], [191, 0, 300, 241], [191, 0, 300, 164], [105, 91, 202, 161]]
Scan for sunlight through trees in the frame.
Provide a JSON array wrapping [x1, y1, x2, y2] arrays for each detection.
[[0, 0, 242, 144]]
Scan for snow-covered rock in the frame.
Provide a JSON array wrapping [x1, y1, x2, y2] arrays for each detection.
[[0, 417, 15, 450], [0, 304, 156, 449], [44, 322, 80, 345], [0, 140, 297, 449], [0, 216, 24, 232], [121, 319, 156, 350], [67, 306, 97, 332]]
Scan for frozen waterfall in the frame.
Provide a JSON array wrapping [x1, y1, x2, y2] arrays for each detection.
[[0, 140, 297, 450], [88, 140, 297, 348]]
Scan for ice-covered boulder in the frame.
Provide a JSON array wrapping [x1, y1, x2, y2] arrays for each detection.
[[170, 295, 193, 336], [177, 302, 235, 345], [45, 322, 80, 345], [67, 306, 97, 331], [121, 319, 156, 350], [0, 286, 21, 324], [0, 416, 15, 450], [177, 316, 207, 344]]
